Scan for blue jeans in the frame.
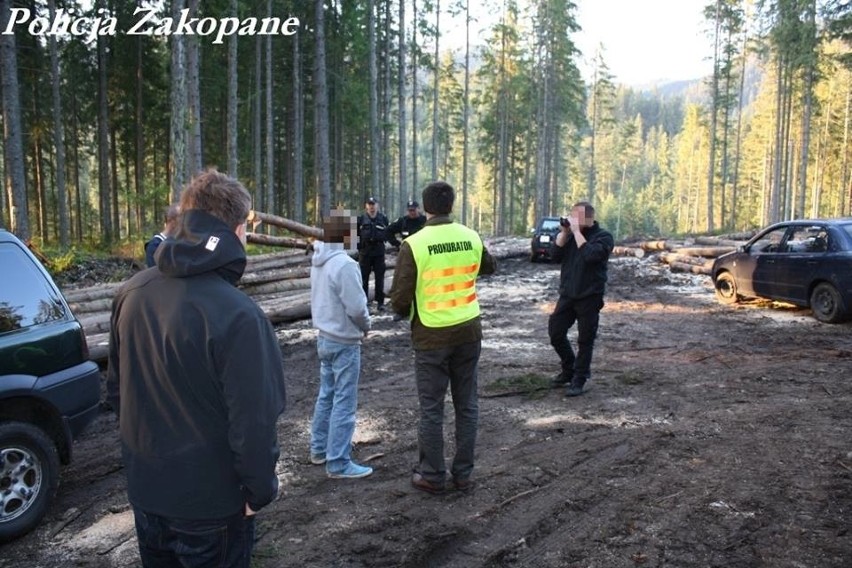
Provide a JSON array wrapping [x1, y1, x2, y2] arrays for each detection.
[[132, 507, 255, 568], [310, 336, 362, 473]]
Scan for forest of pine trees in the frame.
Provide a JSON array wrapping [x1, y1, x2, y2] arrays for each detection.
[[0, 0, 850, 249]]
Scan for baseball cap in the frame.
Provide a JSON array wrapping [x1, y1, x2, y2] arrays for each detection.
[[407, 200, 419, 209], [365, 196, 377, 204]]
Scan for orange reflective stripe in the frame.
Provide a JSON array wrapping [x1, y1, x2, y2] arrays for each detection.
[[424, 279, 475, 295], [422, 263, 479, 281], [425, 292, 478, 311]]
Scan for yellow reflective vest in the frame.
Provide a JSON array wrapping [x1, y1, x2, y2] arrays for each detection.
[[406, 222, 483, 328]]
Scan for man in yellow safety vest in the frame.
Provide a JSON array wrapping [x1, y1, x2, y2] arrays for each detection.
[[390, 181, 496, 494]]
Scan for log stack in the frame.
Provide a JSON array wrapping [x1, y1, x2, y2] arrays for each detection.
[[71, 214, 532, 363]]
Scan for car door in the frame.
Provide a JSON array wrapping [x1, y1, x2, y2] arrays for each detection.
[[771, 225, 829, 304], [738, 226, 789, 298]]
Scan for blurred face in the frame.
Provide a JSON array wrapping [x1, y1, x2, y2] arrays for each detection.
[[325, 207, 358, 250], [365, 202, 378, 215], [572, 205, 593, 228], [407, 206, 419, 218]]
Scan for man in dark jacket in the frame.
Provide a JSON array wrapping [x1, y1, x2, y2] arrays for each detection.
[[549, 201, 614, 397], [390, 181, 496, 494], [143, 203, 179, 267], [357, 196, 391, 311], [387, 200, 427, 248], [107, 169, 287, 567]]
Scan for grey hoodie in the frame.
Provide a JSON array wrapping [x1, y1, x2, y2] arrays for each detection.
[[310, 241, 371, 343]]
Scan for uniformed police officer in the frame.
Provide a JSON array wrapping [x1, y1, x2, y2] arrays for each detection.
[[357, 196, 391, 311], [387, 200, 427, 249]]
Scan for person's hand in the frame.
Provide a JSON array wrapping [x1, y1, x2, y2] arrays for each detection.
[[245, 504, 257, 517], [567, 214, 581, 233]]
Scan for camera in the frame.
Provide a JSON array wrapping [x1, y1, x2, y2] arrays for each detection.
[[559, 216, 571, 228]]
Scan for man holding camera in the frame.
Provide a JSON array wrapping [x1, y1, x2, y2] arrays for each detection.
[[549, 201, 614, 397]]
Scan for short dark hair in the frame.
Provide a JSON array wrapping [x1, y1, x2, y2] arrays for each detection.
[[573, 201, 595, 217], [422, 181, 454, 215], [179, 169, 251, 228]]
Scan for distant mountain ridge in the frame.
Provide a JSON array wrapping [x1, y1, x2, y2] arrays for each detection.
[[629, 56, 763, 108]]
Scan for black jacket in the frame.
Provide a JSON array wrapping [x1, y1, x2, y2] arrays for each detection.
[[551, 222, 614, 299], [387, 214, 427, 247], [357, 212, 390, 257], [144, 232, 166, 268], [107, 209, 287, 519]]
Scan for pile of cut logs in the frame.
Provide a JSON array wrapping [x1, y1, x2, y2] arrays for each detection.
[[623, 232, 755, 276], [69, 212, 533, 363], [66, 213, 755, 363]]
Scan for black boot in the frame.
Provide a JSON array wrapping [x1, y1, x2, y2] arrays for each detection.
[[551, 371, 572, 388], [565, 376, 587, 397]]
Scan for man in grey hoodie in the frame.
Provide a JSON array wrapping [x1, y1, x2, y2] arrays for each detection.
[[309, 207, 374, 479]]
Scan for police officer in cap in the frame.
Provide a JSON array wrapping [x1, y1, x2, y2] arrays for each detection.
[[388, 200, 427, 250], [357, 196, 391, 311]]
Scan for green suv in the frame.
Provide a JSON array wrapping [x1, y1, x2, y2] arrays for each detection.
[[0, 230, 101, 542]]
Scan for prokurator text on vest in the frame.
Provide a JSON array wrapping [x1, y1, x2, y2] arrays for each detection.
[[427, 241, 473, 256]]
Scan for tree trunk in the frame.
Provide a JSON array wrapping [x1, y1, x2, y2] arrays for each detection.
[[293, 27, 304, 222], [461, 0, 469, 224], [253, 36, 262, 208], [397, 0, 407, 209], [797, 0, 817, 219], [314, 0, 331, 219], [431, 0, 440, 180], [369, 0, 380, 197], [48, 0, 68, 247], [265, 0, 274, 214], [0, 0, 27, 238], [186, 0, 202, 175], [411, 0, 418, 192], [169, 0, 187, 201], [135, 0, 145, 233], [706, 0, 721, 232], [227, 0, 238, 176], [33, 136, 46, 241], [97, 1, 113, 243]]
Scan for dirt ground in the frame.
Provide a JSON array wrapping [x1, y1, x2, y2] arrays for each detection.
[[3, 254, 852, 567]]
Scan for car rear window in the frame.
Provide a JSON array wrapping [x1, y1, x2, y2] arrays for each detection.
[[540, 219, 560, 231], [0, 243, 67, 333]]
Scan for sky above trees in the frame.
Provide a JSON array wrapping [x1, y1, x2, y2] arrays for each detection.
[[445, 0, 714, 85], [574, 0, 714, 85]]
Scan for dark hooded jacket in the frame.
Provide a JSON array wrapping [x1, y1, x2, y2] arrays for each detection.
[[107, 209, 287, 519]]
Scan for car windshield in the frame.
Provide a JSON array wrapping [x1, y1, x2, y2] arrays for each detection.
[[540, 219, 560, 231]]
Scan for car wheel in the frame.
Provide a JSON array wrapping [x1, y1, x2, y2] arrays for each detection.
[[0, 422, 60, 543], [714, 271, 740, 305], [809, 282, 847, 323]]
